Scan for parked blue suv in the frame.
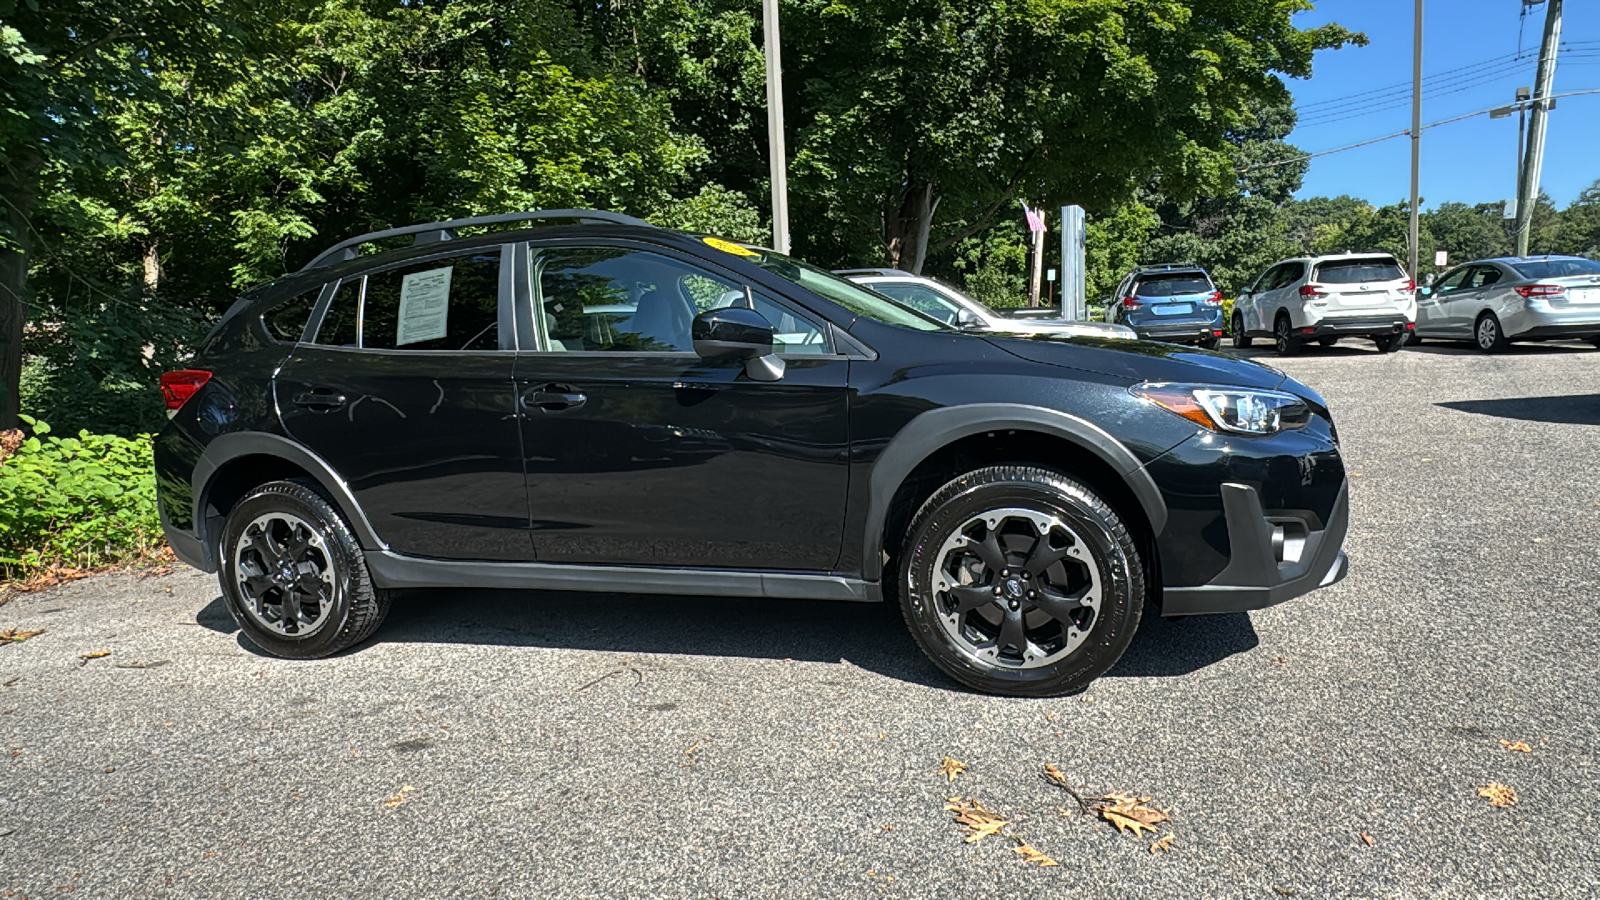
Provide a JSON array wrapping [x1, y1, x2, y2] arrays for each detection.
[[1104, 264, 1225, 349]]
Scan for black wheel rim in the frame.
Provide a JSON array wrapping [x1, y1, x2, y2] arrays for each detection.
[[234, 512, 336, 638], [930, 507, 1102, 670], [1276, 320, 1290, 351]]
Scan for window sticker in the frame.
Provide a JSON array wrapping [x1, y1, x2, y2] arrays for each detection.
[[396, 266, 453, 346], [702, 236, 759, 258]]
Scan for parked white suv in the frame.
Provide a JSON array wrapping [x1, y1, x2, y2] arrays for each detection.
[[1233, 253, 1416, 356]]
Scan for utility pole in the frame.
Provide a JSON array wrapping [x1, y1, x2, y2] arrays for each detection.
[[762, 0, 791, 254], [1516, 85, 1531, 196], [1408, 0, 1422, 282], [1515, 0, 1562, 257]]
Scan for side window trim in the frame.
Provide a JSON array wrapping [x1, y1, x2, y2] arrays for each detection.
[[303, 279, 343, 344]]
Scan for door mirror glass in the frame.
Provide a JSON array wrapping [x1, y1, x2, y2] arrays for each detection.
[[956, 308, 983, 329], [1418, 286, 1433, 298], [691, 307, 785, 381]]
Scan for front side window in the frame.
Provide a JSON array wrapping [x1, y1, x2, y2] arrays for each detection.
[[1253, 265, 1284, 293], [534, 246, 828, 354], [1433, 267, 1472, 294], [709, 242, 952, 332], [310, 251, 502, 351]]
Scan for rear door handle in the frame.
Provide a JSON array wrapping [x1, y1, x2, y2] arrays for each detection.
[[292, 389, 346, 412], [523, 384, 587, 412]]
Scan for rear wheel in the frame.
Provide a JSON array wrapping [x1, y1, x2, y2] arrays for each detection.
[[1589, 336, 1600, 350], [1373, 333, 1405, 353], [1475, 313, 1510, 353], [219, 480, 391, 659], [1317, 336, 1338, 348], [1274, 314, 1301, 356], [1231, 312, 1252, 349], [898, 466, 1144, 697], [1199, 336, 1221, 351]]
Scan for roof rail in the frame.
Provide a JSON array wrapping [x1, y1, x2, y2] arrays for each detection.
[[1136, 261, 1201, 272], [300, 209, 654, 271]]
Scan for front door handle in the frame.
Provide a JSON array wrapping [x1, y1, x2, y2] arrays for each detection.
[[523, 384, 587, 412], [292, 389, 347, 412]]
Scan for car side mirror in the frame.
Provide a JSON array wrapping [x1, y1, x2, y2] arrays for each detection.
[[956, 309, 983, 328], [691, 307, 785, 382], [1419, 286, 1433, 298]]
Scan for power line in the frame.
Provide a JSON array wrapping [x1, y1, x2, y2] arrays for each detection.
[[1291, 39, 1595, 116]]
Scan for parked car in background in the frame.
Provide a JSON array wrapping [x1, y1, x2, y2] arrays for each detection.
[[835, 269, 1135, 340], [1103, 264, 1225, 348], [1233, 253, 1416, 356], [155, 210, 1349, 698], [1412, 255, 1600, 352]]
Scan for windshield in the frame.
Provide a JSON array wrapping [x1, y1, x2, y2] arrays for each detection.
[[1314, 258, 1406, 284], [724, 243, 953, 331], [1511, 257, 1600, 279], [1134, 273, 1212, 296]]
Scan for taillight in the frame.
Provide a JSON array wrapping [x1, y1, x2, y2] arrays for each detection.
[[1298, 285, 1327, 299], [1204, 291, 1223, 306], [1514, 284, 1565, 298], [1122, 296, 1141, 308], [160, 370, 212, 410], [1403, 279, 1416, 293]]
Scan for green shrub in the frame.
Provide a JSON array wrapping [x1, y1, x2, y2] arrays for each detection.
[[1221, 297, 1236, 333], [0, 416, 161, 576]]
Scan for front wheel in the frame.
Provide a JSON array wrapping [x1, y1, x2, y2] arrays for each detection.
[[218, 480, 392, 659], [898, 466, 1145, 697], [1475, 313, 1510, 352]]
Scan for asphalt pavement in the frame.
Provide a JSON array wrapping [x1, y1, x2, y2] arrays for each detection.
[[2, 337, 1598, 898]]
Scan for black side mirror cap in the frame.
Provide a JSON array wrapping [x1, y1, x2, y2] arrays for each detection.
[[691, 307, 785, 382]]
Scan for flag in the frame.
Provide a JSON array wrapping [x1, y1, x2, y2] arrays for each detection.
[[1020, 201, 1046, 233]]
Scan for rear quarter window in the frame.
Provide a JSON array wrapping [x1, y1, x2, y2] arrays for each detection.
[[263, 287, 321, 343], [1315, 258, 1405, 284]]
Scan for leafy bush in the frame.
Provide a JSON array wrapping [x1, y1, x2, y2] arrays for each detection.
[[1221, 297, 1236, 332], [0, 416, 161, 576]]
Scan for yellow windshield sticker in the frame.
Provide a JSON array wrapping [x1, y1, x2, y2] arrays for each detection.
[[703, 237, 759, 257]]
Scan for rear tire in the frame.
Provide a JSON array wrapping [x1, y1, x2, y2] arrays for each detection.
[[1475, 313, 1510, 353], [1231, 312, 1252, 349], [1317, 337, 1338, 348], [1589, 336, 1600, 350], [1373, 333, 1405, 353], [1199, 336, 1221, 351], [898, 466, 1144, 697], [218, 480, 391, 659], [1274, 315, 1301, 357]]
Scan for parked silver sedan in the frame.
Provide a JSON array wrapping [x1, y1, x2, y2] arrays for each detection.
[[1415, 256, 1600, 352], [835, 269, 1135, 340]]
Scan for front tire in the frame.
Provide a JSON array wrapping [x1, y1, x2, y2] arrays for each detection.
[[898, 466, 1144, 697], [218, 480, 391, 659], [1231, 312, 1252, 349], [1475, 313, 1510, 353]]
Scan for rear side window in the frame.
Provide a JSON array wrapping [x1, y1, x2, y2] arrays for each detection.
[[311, 250, 503, 351], [871, 284, 962, 324], [1315, 258, 1405, 284], [1512, 257, 1600, 279], [1134, 273, 1212, 297], [263, 287, 320, 343]]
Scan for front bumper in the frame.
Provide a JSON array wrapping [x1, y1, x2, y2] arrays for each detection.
[[1161, 480, 1350, 615]]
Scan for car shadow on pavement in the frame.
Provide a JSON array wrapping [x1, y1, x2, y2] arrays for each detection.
[[197, 590, 1260, 692], [1437, 393, 1600, 426]]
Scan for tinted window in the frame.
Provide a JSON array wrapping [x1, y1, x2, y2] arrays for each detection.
[[361, 251, 501, 351], [1250, 266, 1281, 293], [535, 247, 827, 354], [1511, 257, 1600, 279], [871, 284, 962, 324], [725, 244, 950, 332], [1134, 273, 1212, 297], [1466, 266, 1502, 289], [1433, 267, 1472, 293], [316, 279, 361, 346], [1314, 258, 1405, 284], [264, 287, 320, 343]]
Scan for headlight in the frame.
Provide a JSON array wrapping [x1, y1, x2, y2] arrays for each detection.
[[1130, 382, 1311, 436]]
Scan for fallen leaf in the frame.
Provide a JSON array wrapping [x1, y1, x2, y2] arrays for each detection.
[[0, 628, 45, 644], [683, 743, 701, 756], [1273, 888, 1296, 897], [946, 797, 1009, 843], [383, 785, 415, 808], [1498, 740, 1532, 754], [1012, 843, 1059, 867], [1477, 782, 1517, 808], [1150, 834, 1176, 854], [1043, 763, 1069, 787], [938, 756, 967, 782], [1092, 792, 1170, 839], [77, 650, 111, 666], [1359, 831, 1374, 846]]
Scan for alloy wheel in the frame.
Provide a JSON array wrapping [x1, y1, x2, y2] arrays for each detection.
[[1477, 317, 1498, 350], [930, 507, 1102, 670], [233, 512, 336, 637]]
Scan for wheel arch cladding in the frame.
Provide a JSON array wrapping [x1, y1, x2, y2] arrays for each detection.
[[193, 432, 386, 558], [863, 404, 1168, 583]]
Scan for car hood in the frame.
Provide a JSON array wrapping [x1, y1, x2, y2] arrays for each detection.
[[984, 333, 1308, 396]]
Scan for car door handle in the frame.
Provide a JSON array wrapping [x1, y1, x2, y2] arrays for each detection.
[[292, 389, 346, 411], [523, 384, 587, 412]]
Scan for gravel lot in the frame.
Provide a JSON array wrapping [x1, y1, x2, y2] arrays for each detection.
[[2, 338, 1598, 898]]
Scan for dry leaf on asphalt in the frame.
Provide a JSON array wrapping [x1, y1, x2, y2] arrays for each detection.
[[1359, 831, 1375, 846], [1498, 740, 1532, 753], [383, 786, 415, 808], [946, 798, 1009, 843], [938, 756, 967, 782], [1150, 834, 1176, 854], [0, 628, 45, 644], [1477, 783, 1517, 807], [77, 650, 111, 666], [1092, 792, 1170, 838], [1043, 763, 1069, 787], [1012, 842, 1059, 867]]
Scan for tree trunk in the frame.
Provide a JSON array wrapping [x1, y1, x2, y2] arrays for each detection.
[[884, 181, 938, 273], [0, 146, 40, 431], [142, 241, 164, 292]]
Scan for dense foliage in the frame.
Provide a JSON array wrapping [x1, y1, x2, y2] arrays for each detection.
[[0, 417, 161, 576]]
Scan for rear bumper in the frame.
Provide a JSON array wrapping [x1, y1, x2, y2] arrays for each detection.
[[1302, 315, 1411, 337], [1161, 480, 1350, 616], [1131, 320, 1223, 342], [1512, 322, 1600, 340]]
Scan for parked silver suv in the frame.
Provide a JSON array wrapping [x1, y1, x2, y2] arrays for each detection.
[[1233, 253, 1416, 356], [1413, 256, 1600, 352]]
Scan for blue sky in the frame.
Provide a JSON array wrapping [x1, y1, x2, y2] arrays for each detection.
[[1284, 0, 1599, 209]]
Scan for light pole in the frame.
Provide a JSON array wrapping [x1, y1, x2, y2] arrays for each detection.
[[1408, 0, 1422, 282], [1515, 0, 1563, 256], [763, 0, 791, 254]]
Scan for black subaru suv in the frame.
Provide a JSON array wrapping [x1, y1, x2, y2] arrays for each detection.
[[156, 210, 1349, 697]]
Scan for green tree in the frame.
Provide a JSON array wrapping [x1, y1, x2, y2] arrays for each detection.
[[1556, 179, 1600, 258]]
